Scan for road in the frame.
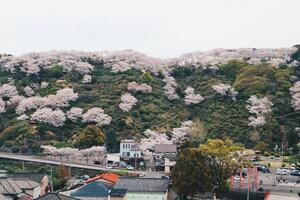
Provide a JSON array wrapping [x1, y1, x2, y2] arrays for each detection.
[[0, 151, 134, 174]]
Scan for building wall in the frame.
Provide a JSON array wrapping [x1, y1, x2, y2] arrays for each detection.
[[120, 142, 142, 158], [125, 192, 167, 200], [109, 195, 127, 200], [72, 196, 108, 200]]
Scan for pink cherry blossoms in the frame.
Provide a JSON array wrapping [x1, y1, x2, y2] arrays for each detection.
[[289, 81, 300, 111], [16, 88, 78, 114], [119, 93, 138, 112], [127, 82, 152, 94], [246, 95, 273, 128], [162, 73, 179, 100], [139, 120, 193, 151], [212, 83, 238, 101], [0, 83, 18, 99], [30, 108, 66, 127], [67, 107, 83, 122], [184, 86, 204, 105], [82, 107, 112, 127], [0, 98, 5, 113], [24, 86, 35, 96]]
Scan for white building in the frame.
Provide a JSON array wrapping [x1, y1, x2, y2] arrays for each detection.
[[120, 139, 142, 158]]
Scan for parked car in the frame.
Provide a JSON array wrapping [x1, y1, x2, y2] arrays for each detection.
[[277, 168, 288, 175], [126, 165, 134, 170], [233, 175, 244, 181], [106, 164, 113, 169], [291, 170, 300, 176], [261, 166, 271, 173]]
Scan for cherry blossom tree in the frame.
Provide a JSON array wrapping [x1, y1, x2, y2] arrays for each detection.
[[163, 72, 179, 100], [127, 82, 152, 93], [0, 84, 18, 99], [82, 107, 112, 127], [30, 108, 66, 127], [23, 86, 35, 96], [67, 107, 83, 122], [246, 95, 273, 128], [0, 98, 5, 113], [184, 86, 204, 105], [139, 129, 171, 151], [17, 114, 29, 121], [81, 75, 92, 83], [40, 82, 49, 89], [171, 121, 193, 144], [289, 81, 300, 111], [119, 93, 138, 112], [212, 83, 238, 101]]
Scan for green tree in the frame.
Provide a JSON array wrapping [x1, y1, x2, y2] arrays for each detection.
[[199, 139, 250, 192], [76, 125, 106, 148], [171, 148, 213, 199]]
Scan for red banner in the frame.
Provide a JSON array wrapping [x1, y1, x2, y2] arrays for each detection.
[[254, 167, 258, 189], [239, 169, 243, 190], [247, 167, 252, 190]]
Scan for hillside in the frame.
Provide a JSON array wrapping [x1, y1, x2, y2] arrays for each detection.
[[0, 47, 299, 153]]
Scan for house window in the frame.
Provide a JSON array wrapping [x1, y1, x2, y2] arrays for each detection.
[[127, 152, 130, 157]]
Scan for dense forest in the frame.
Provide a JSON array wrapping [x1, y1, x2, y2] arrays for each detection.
[[0, 46, 299, 154]]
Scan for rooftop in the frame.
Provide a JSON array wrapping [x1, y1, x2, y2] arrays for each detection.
[[154, 144, 177, 153], [114, 177, 169, 192], [36, 193, 79, 200], [85, 172, 119, 184], [8, 173, 46, 183], [71, 181, 113, 198], [120, 139, 136, 143], [109, 188, 127, 197], [0, 178, 22, 195]]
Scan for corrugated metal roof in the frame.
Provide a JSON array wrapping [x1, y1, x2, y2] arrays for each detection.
[[8, 173, 45, 183], [36, 193, 79, 200], [13, 178, 40, 189], [0, 178, 22, 195], [114, 177, 169, 192]]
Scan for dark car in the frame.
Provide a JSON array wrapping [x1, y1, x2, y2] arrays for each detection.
[[291, 170, 300, 176], [261, 167, 271, 173]]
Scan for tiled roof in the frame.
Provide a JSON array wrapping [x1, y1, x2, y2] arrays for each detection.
[[36, 193, 79, 200], [13, 178, 40, 189], [0, 178, 22, 195], [114, 177, 169, 192], [8, 173, 46, 183], [71, 181, 112, 198], [154, 144, 177, 153], [85, 172, 119, 184]]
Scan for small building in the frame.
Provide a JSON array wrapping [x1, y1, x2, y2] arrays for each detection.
[[154, 144, 177, 155], [114, 177, 169, 200], [8, 173, 49, 196], [70, 181, 113, 200], [153, 144, 177, 172], [120, 139, 142, 159]]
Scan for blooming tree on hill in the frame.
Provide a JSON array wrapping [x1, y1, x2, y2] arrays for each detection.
[[67, 107, 83, 122], [81, 75, 92, 83], [119, 93, 138, 112], [23, 86, 35, 96], [246, 95, 273, 128], [289, 81, 300, 111], [139, 129, 171, 151], [30, 108, 66, 127], [127, 81, 152, 93], [212, 83, 238, 101], [0, 84, 18, 99], [82, 107, 112, 127], [0, 98, 5, 113], [163, 73, 179, 100], [184, 87, 204, 105]]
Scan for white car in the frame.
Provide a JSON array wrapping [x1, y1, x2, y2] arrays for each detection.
[[233, 175, 244, 181], [126, 165, 134, 170], [277, 169, 288, 175], [106, 164, 113, 169]]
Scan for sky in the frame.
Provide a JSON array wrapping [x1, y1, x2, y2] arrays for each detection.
[[0, 0, 299, 58]]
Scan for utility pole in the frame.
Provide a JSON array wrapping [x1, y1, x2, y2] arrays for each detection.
[[50, 166, 53, 192]]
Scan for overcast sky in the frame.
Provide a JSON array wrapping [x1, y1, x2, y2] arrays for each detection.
[[0, 0, 299, 58]]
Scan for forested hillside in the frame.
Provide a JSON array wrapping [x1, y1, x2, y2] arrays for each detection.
[[0, 47, 299, 153]]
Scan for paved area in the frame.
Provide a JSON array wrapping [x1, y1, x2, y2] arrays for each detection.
[[269, 193, 299, 200]]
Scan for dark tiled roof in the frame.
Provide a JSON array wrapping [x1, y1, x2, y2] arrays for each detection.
[[0, 178, 22, 195], [8, 173, 46, 183], [36, 193, 79, 200], [154, 144, 177, 153], [114, 177, 169, 192], [71, 181, 112, 198], [110, 188, 127, 197]]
